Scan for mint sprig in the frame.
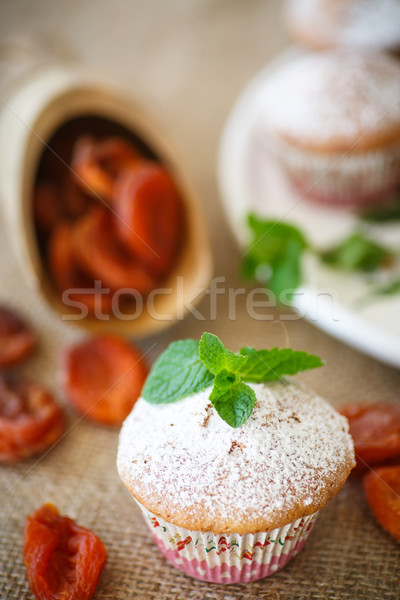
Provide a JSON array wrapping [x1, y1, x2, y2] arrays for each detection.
[[371, 279, 400, 297], [142, 333, 324, 428], [243, 214, 307, 301], [237, 346, 324, 382], [319, 232, 393, 272], [356, 278, 400, 307], [243, 214, 398, 304], [210, 381, 256, 429], [199, 332, 247, 374], [361, 194, 400, 222], [141, 339, 214, 405]]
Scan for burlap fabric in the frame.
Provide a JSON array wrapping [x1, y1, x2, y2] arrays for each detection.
[[1, 1, 400, 598]]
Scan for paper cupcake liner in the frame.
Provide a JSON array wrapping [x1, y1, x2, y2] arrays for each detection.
[[266, 136, 400, 207], [136, 501, 319, 584]]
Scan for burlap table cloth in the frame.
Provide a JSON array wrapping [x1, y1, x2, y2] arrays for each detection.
[[1, 1, 400, 598]]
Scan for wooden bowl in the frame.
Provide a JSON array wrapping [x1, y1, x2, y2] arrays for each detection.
[[0, 64, 212, 337]]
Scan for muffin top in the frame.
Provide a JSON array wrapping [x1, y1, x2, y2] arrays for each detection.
[[117, 380, 355, 534], [286, 0, 400, 52], [258, 50, 400, 152]]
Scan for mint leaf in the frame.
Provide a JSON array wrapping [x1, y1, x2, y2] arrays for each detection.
[[357, 278, 400, 307], [213, 369, 239, 390], [361, 195, 400, 222], [243, 214, 307, 301], [199, 332, 247, 375], [238, 347, 325, 382], [198, 335, 256, 427], [210, 382, 256, 428], [246, 214, 307, 245], [371, 279, 400, 296], [142, 339, 214, 404], [243, 213, 398, 303], [319, 232, 393, 272], [268, 239, 304, 301], [142, 333, 325, 429]]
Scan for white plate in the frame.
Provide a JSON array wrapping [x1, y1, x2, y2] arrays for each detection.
[[218, 49, 400, 369]]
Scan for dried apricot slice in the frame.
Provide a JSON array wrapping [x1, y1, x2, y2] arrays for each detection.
[[363, 465, 400, 542], [23, 503, 107, 600], [33, 182, 62, 234], [61, 173, 91, 219], [114, 162, 182, 275], [60, 335, 148, 425], [48, 222, 114, 316], [49, 221, 89, 290], [0, 306, 37, 368], [339, 403, 400, 471], [0, 375, 65, 462], [72, 207, 156, 293], [71, 135, 140, 203]]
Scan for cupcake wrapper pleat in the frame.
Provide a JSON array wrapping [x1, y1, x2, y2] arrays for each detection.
[[136, 500, 319, 584], [264, 135, 400, 206]]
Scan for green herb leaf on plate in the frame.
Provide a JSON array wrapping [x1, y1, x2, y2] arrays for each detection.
[[319, 232, 393, 272], [238, 347, 325, 382], [267, 238, 304, 302], [242, 213, 308, 301], [357, 278, 400, 306], [361, 195, 400, 223], [142, 339, 214, 404], [371, 279, 400, 296]]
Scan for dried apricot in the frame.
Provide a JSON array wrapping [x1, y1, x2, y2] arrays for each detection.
[[61, 173, 91, 219], [72, 207, 156, 293], [71, 135, 140, 203], [363, 465, 400, 542], [0, 375, 65, 462], [48, 222, 114, 316], [60, 335, 148, 425], [0, 306, 37, 368], [49, 221, 88, 290], [115, 162, 182, 275], [23, 503, 107, 600], [33, 182, 62, 234], [339, 403, 400, 471]]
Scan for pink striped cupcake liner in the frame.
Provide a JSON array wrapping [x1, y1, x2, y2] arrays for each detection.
[[136, 501, 319, 584], [265, 135, 400, 208]]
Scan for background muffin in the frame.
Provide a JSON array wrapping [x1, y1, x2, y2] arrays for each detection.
[[117, 380, 355, 583], [286, 0, 400, 53], [257, 50, 400, 207]]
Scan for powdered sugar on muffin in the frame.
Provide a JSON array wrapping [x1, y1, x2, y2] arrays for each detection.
[[117, 380, 355, 533], [287, 0, 400, 52], [258, 51, 400, 152], [255, 50, 400, 205]]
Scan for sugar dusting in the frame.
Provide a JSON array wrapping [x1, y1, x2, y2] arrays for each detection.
[[288, 0, 400, 50], [117, 381, 355, 530], [258, 51, 400, 147]]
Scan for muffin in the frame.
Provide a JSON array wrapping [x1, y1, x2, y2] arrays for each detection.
[[117, 380, 355, 583], [286, 0, 400, 53], [257, 50, 400, 207]]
